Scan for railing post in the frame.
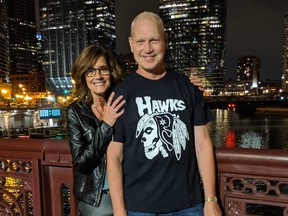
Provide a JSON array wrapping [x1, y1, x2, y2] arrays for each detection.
[[41, 139, 77, 216]]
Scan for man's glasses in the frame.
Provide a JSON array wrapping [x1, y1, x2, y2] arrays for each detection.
[[85, 66, 111, 77]]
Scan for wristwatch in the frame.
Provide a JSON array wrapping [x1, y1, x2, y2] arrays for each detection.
[[204, 196, 218, 202]]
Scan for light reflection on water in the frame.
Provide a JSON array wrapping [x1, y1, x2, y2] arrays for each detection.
[[208, 109, 288, 150]]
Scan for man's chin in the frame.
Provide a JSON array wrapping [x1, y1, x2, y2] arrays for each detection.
[[139, 65, 157, 73]]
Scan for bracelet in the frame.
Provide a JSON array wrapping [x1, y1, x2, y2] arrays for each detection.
[[204, 196, 218, 202]]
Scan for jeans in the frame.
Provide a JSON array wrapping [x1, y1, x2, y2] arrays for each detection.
[[78, 190, 113, 216], [127, 204, 204, 216]]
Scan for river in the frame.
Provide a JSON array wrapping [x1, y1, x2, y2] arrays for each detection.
[[208, 109, 288, 150], [1, 108, 288, 150]]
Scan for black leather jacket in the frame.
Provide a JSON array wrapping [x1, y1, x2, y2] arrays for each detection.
[[66, 100, 113, 207]]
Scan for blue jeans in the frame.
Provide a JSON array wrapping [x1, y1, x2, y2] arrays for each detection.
[[78, 191, 113, 216], [127, 204, 204, 216]]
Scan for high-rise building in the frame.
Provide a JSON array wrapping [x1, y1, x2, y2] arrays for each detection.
[[159, 0, 226, 94], [39, 0, 116, 95], [5, 0, 45, 102], [117, 53, 138, 78], [7, 0, 40, 75], [0, 0, 10, 83], [237, 55, 260, 94], [282, 14, 288, 91]]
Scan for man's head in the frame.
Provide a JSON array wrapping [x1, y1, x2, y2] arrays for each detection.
[[129, 12, 167, 77]]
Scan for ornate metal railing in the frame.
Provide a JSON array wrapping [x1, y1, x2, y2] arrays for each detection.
[[0, 139, 43, 216], [0, 139, 287, 216], [216, 148, 288, 216]]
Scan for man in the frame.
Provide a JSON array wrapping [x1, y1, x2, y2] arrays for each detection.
[[107, 11, 222, 216]]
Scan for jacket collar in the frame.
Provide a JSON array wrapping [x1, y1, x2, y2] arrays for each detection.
[[79, 100, 94, 119]]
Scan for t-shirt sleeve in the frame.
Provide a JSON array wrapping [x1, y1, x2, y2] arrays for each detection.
[[113, 116, 125, 142], [112, 85, 126, 143], [192, 86, 214, 125], [172, 72, 214, 126]]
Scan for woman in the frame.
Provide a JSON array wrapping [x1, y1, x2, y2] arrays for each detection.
[[66, 44, 125, 216]]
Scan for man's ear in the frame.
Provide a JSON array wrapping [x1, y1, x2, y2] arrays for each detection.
[[128, 37, 133, 53]]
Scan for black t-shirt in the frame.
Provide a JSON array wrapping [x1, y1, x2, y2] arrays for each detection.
[[113, 71, 212, 213]]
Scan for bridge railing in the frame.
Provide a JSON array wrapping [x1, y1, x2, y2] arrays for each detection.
[[0, 139, 287, 215], [216, 148, 288, 215]]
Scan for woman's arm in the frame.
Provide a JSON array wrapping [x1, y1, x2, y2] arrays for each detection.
[[189, 73, 206, 91], [66, 105, 113, 174]]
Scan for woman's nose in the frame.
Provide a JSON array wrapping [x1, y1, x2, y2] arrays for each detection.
[[92, 71, 103, 79]]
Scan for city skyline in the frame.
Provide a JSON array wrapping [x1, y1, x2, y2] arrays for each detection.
[[115, 0, 288, 81]]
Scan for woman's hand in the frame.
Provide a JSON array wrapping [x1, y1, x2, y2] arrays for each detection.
[[189, 74, 205, 92], [102, 92, 125, 126]]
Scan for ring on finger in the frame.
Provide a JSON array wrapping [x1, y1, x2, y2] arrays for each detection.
[[113, 108, 117, 112]]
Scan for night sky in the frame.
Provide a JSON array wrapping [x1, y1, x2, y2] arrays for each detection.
[[115, 0, 288, 81]]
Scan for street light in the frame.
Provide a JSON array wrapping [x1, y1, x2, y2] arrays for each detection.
[[1, 89, 7, 94], [0, 82, 12, 106], [0, 89, 8, 106], [15, 84, 26, 105]]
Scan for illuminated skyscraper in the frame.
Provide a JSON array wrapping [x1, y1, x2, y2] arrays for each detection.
[[39, 0, 116, 95], [0, 0, 9, 83], [7, 0, 39, 75], [237, 55, 260, 94], [237, 56, 260, 81], [159, 0, 226, 93], [282, 14, 288, 91]]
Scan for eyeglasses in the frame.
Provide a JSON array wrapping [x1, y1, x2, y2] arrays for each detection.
[[85, 66, 111, 77]]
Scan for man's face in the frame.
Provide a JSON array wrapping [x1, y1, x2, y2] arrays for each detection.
[[129, 17, 167, 74]]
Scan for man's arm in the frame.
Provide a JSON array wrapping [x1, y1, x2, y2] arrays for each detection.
[[194, 125, 222, 216], [107, 141, 127, 216]]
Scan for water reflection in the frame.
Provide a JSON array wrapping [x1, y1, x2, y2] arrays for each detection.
[[208, 109, 288, 149], [2, 108, 288, 150]]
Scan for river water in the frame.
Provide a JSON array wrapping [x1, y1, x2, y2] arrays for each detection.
[[208, 109, 288, 150], [1, 108, 288, 150]]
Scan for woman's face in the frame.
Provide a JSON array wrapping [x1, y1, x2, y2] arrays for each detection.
[[85, 56, 111, 97]]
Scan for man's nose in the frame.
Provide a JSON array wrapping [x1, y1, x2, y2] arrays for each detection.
[[143, 42, 153, 53]]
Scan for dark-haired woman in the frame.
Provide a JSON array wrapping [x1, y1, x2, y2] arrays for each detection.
[[66, 44, 125, 216]]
